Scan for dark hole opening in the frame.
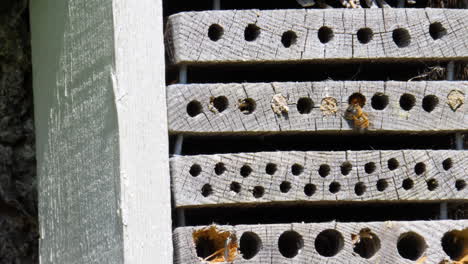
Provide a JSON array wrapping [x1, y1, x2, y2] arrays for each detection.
[[329, 182, 341, 194], [364, 162, 376, 174], [266, 163, 277, 175], [429, 22, 447, 40], [371, 93, 389, 110], [422, 95, 439, 112], [455, 179, 466, 191], [253, 186, 265, 198], [212, 96, 229, 113], [348, 93, 366, 107], [387, 158, 400, 170], [230, 182, 241, 193], [201, 184, 213, 197], [441, 228, 468, 261], [280, 181, 292, 193], [304, 183, 316, 196], [426, 178, 438, 191], [318, 26, 334, 44], [357, 28, 373, 44], [240, 165, 253, 177], [397, 232, 427, 261], [353, 229, 381, 259], [238, 98, 256, 114], [208, 24, 223, 41], [245, 24, 261, 41], [291, 163, 304, 176], [297, 97, 313, 114], [399, 93, 416, 111], [195, 236, 217, 259], [214, 162, 226, 175], [354, 182, 366, 196], [402, 178, 414, 190], [376, 179, 388, 192], [442, 158, 453, 170], [340, 161, 352, 176], [187, 100, 203, 117], [414, 162, 426, 175], [392, 28, 411, 48], [319, 164, 331, 177], [281, 30, 297, 48], [315, 229, 344, 257], [240, 232, 262, 260], [190, 164, 202, 177], [278, 231, 304, 258]]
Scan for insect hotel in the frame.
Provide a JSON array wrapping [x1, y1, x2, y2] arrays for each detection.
[[31, 0, 466, 263]]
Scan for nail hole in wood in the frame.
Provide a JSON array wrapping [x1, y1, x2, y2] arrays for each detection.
[[281, 30, 297, 48], [387, 158, 399, 170], [442, 158, 453, 171], [252, 186, 265, 198], [214, 162, 226, 175], [278, 231, 303, 258], [399, 93, 416, 111], [238, 98, 256, 114], [441, 228, 468, 261], [426, 178, 438, 191], [352, 228, 381, 259], [297, 97, 313, 114], [315, 229, 344, 257], [318, 26, 334, 44], [429, 22, 447, 40], [376, 179, 388, 192], [244, 24, 260, 41], [187, 100, 202, 117], [422, 95, 439, 112], [240, 232, 262, 260], [357, 28, 373, 44], [201, 184, 213, 197], [354, 182, 366, 196], [364, 162, 376, 174], [230, 182, 241, 193], [240, 165, 252, 178], [280, 181, 292, 193], [371, 93, 389, 110], [414, 162, 426, 175], [190, 164, 202, 177], [340, 161, 352, 176], [319, 164, 331, 177], [392, 28, 411, 48], [329, 181, 341, 194], [208, 24, 223, 41], [291, 163, 304, 176], [304, 183, 316, 196], [397, 232, 427, 261], [266, 163, 277, 175], [455, 179, 466, 191], [402, 178, 414, 190]]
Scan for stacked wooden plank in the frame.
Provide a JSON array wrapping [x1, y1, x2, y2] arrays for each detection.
[[165, 8, 467, 264]]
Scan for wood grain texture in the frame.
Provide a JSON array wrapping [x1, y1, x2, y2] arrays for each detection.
[[165, 9, 468, 64], [167, 81, 467, 134], [30, 0, 172, 263], [171, 150, 467, 207], [174, 220, 467, 264]]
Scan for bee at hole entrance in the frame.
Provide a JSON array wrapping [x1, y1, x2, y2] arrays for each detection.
[[344, 94, 370, 131]]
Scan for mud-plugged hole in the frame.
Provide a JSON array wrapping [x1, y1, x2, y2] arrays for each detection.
[[187, 100, 203, 117], [214, 162, 226, 175], [426, 178, 438, 191], [253, 186, 265, 198], [442, 158, 453, 170], [348, 93, 366, 107], [392, 28, 411, 48], [240, 232, 262, 260], [422, 95, 439, 112], [211, 96, 228, 113], [441, 228, 468, 261], [190, 164, 202, 177], [240, 165, 253, 177], [352, 228, 381, 259], [329, 182, 341, 194], [281, 30, 297, 48], [245, 24, 260, 41], [238, 98, 256, 114], [357, 28, 373, 44], [266, 163, 277, 175], [201, 184, 213, 197], [297, 97, 313, 114], [354, 182, 366, 196], [364, 162, 376, 174], [230, 182, 241, 193], [319, 164, 331, 177], [371, 93, 389, 110], [414, 162, 426, 175], [455, 179, 466, 191], [304, 183, 316, 196], [208, 24, 223, 41], [193, 226, 238, 262], [397, 232, 427, 261], [376, 179, 388, 192], [278, 231, 304, 258], [315, 229, 344, 257], [318, 26, 334, 44], [341, 162, 352, 176], [399, 93, 416, 111], [280, 181, 292, 193], [402, 178, 414, 190], [429, 22, 447, 40], [291, 163, 304, 176], [388, 158, 399, 170]]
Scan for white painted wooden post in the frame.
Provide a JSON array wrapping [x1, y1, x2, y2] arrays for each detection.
[[30, 0, 172, 263]]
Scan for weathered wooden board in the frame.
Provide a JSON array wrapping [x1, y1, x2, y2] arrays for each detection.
[[30, 0, 172, 263], [174, 220, 468, 263], [171, 150, 467, 207], [167, 81, 467, 134], [165, 9, 468, 64]]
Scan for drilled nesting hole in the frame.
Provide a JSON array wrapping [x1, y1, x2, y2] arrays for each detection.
[[340, 162, 352, 176], [387, 158, 399, 170], [429, 22, 447, 40], [253, 186, 265, 198], [397, 232, 427, 261], [357, 28, 373, 44], [376, 179, 388, 192], [422, 95, 439, 112], [414, 162, 426, 175], [190, 164, 202, 177], [238, 98, 256, 115], [352, 228, 381, 259], [455, 179, 466, 191], [244, 24, 260, 41], [214, 162, 226, 175], [318, 26, 334, 44], [392, 28, 411, 48], [371, 93, 389, 110], [281, 30, 297, 48], [402, 178, 414, 190], [291, 163, 304, 176], [280, 181, 292, 193], [319, 164, 331, 177], [315, 229, 344, 257], [441, 228, 468, 261], [208, 24, 224, 41], [212, 96, 228, 113], [193, 227, 237, 262], [266, 163, 278, 175], [278, 231, 304, 258], [399, 93, 416, 111], [201, 184, 213, 197], [187, 100, 203, 117], [240, 232, 262, 260], [354, 182, 366, 196], [442, 158, 453, 170], [364, 162, 376, 174], [304, 183, 316, 196], [426, 178, 438, 191], [230, 182, 241, 193], [329, 182, 341, 194], [297, 97, 313, 114], [348, 93, 366, 107], [240, 165, 253, 178]]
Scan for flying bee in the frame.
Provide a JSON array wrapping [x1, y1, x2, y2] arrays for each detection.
[[344, 98, 370, 130]]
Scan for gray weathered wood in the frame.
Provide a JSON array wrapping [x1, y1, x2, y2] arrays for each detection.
[[167, 81, 467, 134], [171, 150, 467, 207], [30, 0, 172, 263], [174, 220, 467, 263], [165, 9, 468, 64]]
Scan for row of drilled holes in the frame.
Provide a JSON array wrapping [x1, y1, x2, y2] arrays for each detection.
[[196, 228, 466, 261], [187, 92, 441, 117], [208, 22, 447, 48]]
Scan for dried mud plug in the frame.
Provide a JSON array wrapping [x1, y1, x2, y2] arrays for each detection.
[[271, 94, 289, 116], [320, 97, 338, 116], [193, 226, 238, 262], [447, 90, 464, 112]]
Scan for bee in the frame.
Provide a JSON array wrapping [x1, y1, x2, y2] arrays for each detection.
[[344, 98, 370, 130]]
